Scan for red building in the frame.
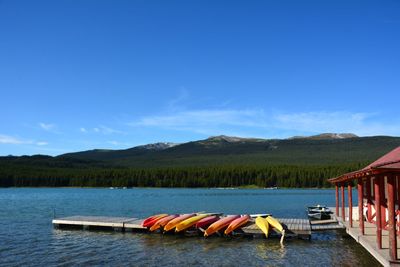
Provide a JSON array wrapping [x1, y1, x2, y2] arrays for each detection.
[[329, 147, 400, 261]]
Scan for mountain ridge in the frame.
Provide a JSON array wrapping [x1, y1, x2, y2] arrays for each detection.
[[61, 132, 360, 157], [52, 134, 400, 168], [2, 134, 400, 188]]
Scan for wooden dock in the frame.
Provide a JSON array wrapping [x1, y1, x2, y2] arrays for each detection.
[[53, 215, 344, 239], [335, 213, 400, 267], [241, 218, 312, 239], [53, 216, 146, 231]]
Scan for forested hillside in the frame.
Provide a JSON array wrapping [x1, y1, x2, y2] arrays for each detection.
[[1, 134, 399, 188]]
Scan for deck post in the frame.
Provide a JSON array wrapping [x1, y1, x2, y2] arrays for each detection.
[[358, 178, 364, 234], [397, 175, 400, 210], [335, 184, 339, 216], [374, 176, 382, 249], [366, 177, 372, 222], [397, 175, 400, 236], [380, 176, 386, 229], [387, 174, 397, 260], [341, 183, 345, 220], [348, 183, 353, 227]]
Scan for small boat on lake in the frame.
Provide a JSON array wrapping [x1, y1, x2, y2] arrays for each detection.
[[307, 205, 332, 220]]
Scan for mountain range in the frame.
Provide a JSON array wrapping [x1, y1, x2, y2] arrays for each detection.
[[55, 133, 400, 167], [3, 133, 400, 188]]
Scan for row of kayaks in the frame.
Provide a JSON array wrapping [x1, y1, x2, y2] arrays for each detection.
[[142, 212, 285, 239]]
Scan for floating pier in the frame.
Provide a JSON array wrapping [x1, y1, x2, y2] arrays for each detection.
[[52, 214, 344, 239]]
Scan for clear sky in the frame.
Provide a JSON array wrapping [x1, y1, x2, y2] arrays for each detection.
[[1, 0, 399, 156]]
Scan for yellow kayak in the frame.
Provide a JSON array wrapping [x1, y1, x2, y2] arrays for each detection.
[[266, 216, 283, 233], [255, 216, 269, 238], [175, 214, 209, 232]]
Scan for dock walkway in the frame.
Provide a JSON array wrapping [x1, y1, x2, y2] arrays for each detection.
[[53, 215, 344, 239], [336, 214, 400, 267]]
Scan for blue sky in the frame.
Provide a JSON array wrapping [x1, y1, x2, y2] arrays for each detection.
[[1, 0, 400, 156]]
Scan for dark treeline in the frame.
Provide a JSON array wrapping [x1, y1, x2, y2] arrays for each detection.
[[0, 162, 363, 188]]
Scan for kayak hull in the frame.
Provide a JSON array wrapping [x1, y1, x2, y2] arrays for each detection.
[[255, 216, 270, 238], [195, 216, 219, 229], [266, 216, 283, 233], [175, 214, 209, 232], [142, 214, 168, 228], [164, 213, 196, 232], [224, 215, 250, 235], [204, 215, 241, 237], [149, 214, 179, 231]]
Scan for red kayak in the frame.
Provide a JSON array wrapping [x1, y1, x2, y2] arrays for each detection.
[[142, 214, 163, 226], [149, 214, 179, 231], [224, 215, 250, 235], [142, 214, 168, 228], [204, 215, 241, 237], [195, 215, 219, 229]]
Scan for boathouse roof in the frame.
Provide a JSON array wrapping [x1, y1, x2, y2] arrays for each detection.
[[329, 146, 400, 183]]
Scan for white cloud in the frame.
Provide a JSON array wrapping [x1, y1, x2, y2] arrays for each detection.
[[39, 122, 55, 131], [273, 111, 368, 133], [130, 109, 270, 135], [92, 125, 125, 135], [0, 134, 25, 144], [0, 134, 49, 146], [80, 127, 87, 133], [36, 141, 48, 146], [129, 109, 400, 137]]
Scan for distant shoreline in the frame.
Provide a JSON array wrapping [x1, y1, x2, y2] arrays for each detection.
[[0, 186, 336, 190]]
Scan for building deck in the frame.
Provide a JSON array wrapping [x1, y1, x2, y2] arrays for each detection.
[[336, 214, 400, 267]]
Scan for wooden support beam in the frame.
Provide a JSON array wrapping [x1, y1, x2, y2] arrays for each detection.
[[341, 183, 345, 220], [366, 177, 372, 222], [374, 176, 382, 249], [387, 174, 397, 261], [358, 178, 364, 234], [397, 175, 400, 208], [335, 184, 339, 216], [348, 183, 353, 227], [380, 177, 386, 229]]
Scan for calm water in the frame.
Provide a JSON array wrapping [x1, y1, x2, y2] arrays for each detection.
[[0, 188, 379, 266]]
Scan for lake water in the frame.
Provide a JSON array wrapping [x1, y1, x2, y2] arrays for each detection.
[[0, 188, 379, 266]]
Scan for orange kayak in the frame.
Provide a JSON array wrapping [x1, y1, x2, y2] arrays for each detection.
[[164, 213, 196, 232], [149, 214, 179, 231], [224, 215, 250, 235], [142, 214, 168, 228], [204, 215, 241, 237]]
